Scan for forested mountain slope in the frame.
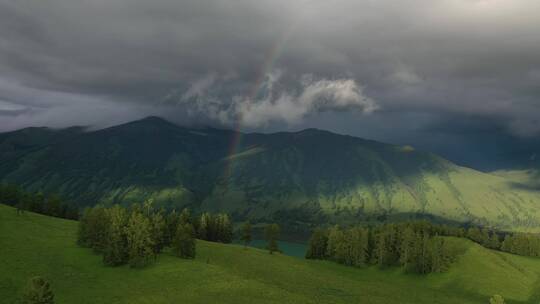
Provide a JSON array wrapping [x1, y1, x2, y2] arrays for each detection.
[[1, 117, 540, 231]]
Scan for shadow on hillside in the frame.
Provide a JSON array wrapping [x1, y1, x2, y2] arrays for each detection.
[[507, 170, 540, 192], [508, 182, 540, 192]]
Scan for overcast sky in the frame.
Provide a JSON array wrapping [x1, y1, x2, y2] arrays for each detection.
[[1, 0, 539, 168]]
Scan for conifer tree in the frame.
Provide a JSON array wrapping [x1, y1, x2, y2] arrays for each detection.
[[31, 192, 45, 214], [16, 200, 25, 215], [220, 214, 233, 243], [77, 208, 91, 246], [501, 235, 513, 253], [418, 233, 431, 274], [400, 227, 419, 273], [150, 210, 167, 255], [467, 227, 483, 244], [265, 223, 280, 254], [488, 232, 501, 250], [198, 212, 212, 241], [385, 224, 400, 265], [43, 194, 61, 217], [77, 206, 109, 252], [345, 228, 368, 266], [480, 228, 492, 247], [529, 236, 540, 257], [172, 223, 196, 258], [489, 294, 505, 304], [429, 237, 449, 273], [213, 213, 233, 243], [23, 276, 54, 304], [358, 228, 370, 265], [326, 225, 344, 260], [142, 199, 154, 217], [164, 209, 179, 246], [103, 205, 129, 266], [306, 228, 328, 259], [179, 208, 191, 225], [125, 211, 155, 268], [334, 229, 352, 264], [240, 221, 253, 248], [374, 230, 390, 267]]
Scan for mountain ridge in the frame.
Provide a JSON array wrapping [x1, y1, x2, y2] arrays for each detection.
[[1, 116, 540, 232]]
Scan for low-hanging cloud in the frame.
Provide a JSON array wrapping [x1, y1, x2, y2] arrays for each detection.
[[176, 72, 378, 127]]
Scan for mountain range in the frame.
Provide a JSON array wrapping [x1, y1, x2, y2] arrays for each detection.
[[1, 116, 539, 232]]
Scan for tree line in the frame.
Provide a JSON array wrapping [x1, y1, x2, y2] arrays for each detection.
[[0, 184, 78, 220], [439, 224, 540, 258], [77, 201, 234, 267], [306, 221, 456, 274], [464, 226, 540, 258], [307, 221, 540, 273]]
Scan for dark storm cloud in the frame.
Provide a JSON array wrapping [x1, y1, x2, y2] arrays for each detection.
[[0, 0, 539, 159]]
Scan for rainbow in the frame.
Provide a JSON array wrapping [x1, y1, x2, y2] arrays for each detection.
[[222, 23, 299, 186]]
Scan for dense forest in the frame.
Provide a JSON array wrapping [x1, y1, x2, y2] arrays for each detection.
[[306, 222, 455, 274], [0, 184, 78, 220], [306, 221, 540, 274]]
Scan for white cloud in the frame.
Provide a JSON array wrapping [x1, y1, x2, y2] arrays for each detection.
[[390, 66, 423, 86], [0, 100, 26, 112], [177, 72, 378, 127], [181, 73, 217, 100]]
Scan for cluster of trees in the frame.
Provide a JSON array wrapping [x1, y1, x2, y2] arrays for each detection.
[[464, 227, 501, 249], [77, 202, 236, 267], [196, 212, 233, 243], [165, 209, 233, 245], [307, 220, 540, 273], [463, 226, 540, 258], [498, 232, 540, 257], [0, 184, 79, 220], [306, 221, 455, 274], [77, 203, 196, 267]]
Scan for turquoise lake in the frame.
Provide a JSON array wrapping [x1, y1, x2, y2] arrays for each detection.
[[234, 240, 308, 258]]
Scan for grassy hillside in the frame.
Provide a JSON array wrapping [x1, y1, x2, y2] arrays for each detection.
[[492, 169, 540, 191], [2, 204, 540, 304], [2, 116, 540, 231]]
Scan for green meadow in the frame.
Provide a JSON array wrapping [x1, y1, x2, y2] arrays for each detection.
[[2, 203, 540, 304]]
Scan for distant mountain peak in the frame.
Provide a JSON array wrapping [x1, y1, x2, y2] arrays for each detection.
[[133, 116, 174, 125], [297, 128, 327, 134], [108, 116, 181, 131]]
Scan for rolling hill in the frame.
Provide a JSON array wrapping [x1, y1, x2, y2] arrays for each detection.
[[1, 116, 540, 231], [2, 203, 540, 303]]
